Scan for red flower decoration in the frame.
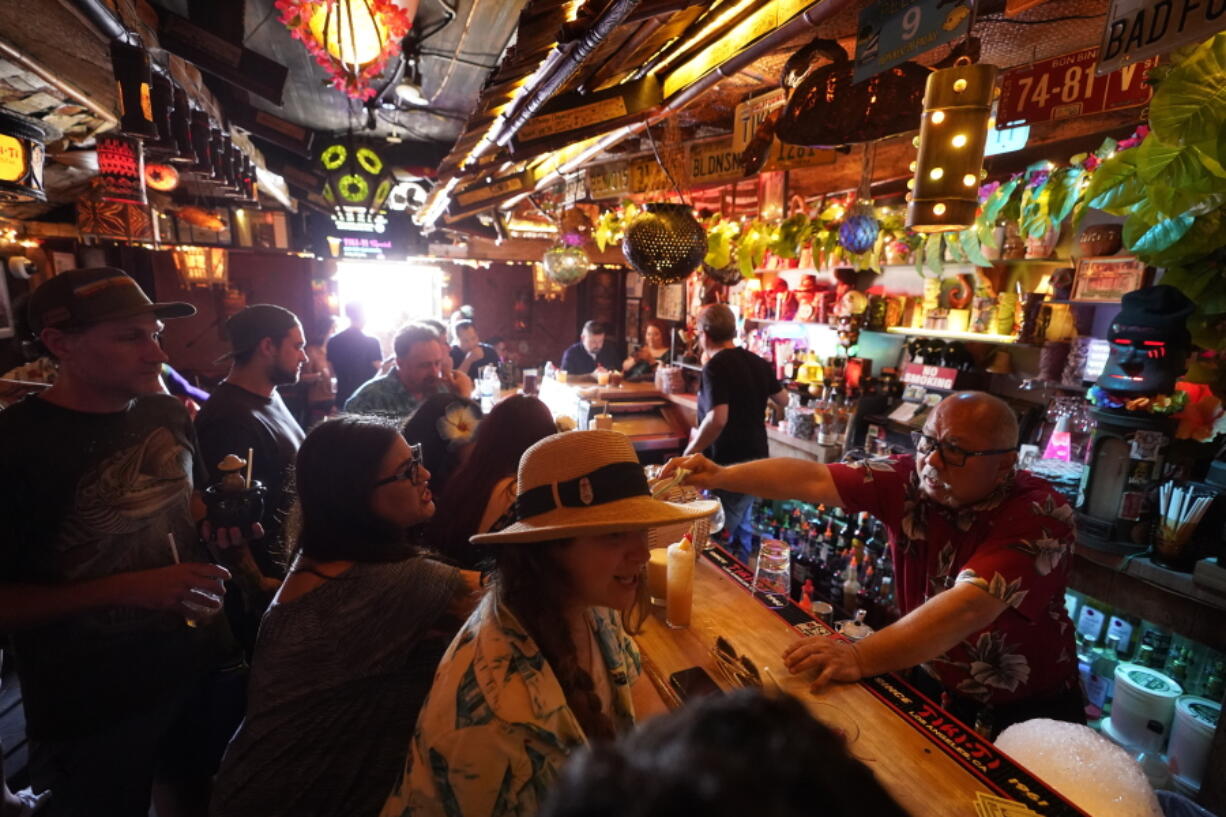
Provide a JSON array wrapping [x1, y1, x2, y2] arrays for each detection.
[[276, 0, 413, 101]]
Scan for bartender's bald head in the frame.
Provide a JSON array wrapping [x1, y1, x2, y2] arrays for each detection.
[[935, 391, 1019, 449], [916, 392, 1019, 507]]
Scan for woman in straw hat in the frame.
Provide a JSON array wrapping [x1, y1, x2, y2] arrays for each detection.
[[381, 430, 717, 817]]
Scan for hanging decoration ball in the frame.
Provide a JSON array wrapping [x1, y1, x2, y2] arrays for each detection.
[[277, 0, 416, 101], [621, 203, 707, 285], [144, 162, 180, 192], [542, 243, 591, 286], [838, 204, 880, 254]]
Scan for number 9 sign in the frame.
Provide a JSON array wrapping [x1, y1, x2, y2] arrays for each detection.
[[854, 0, 975, 83]]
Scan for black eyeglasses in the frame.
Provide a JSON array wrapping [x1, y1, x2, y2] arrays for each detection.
[[911, 432, 1015, 468], [375, 443, 424, 487]]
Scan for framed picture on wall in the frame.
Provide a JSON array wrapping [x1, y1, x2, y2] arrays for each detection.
[[1072, 256, 1149, 302], [625, 298, 641, 343], [626, 270, 644, 298], [656, 282, 684, 322]]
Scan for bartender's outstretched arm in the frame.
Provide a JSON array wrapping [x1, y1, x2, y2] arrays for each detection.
[[662, 453, 845, 508], [782, 582, 1008, 691]]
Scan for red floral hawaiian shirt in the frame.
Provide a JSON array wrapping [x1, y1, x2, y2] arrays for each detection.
[[828, 455, 1078, 707]]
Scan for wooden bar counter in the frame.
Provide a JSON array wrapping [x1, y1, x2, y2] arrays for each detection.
[[632, 551, 1084, 817]]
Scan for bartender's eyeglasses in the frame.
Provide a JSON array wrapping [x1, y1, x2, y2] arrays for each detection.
[[711, 636, 762, 688], [911, 432, 1015, 468], [375, 443, 424, 487]]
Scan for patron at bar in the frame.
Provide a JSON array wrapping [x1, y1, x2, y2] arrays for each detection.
[[345, 324, 449, 419], [667, 391, 1081, 736], [560, 320, 620, 375]]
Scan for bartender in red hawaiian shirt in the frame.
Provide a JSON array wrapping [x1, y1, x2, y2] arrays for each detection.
[[665, 391, 1082, 736]]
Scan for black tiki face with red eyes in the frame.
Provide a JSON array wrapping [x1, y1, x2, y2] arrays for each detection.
[[1098, 321, 1189, 395]]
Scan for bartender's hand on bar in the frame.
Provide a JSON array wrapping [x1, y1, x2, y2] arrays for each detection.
[[660, 453, 723, 489], [782, 636, 865, 692]]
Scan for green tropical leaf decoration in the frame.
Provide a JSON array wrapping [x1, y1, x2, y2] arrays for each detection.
[[1148, 32, 1226, 148], [1083, 151, 1145, 214], [1123, 201, 1195, 255], [959, 226, 993, 267]]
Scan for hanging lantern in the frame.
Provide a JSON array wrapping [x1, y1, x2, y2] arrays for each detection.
[[147, 72, 178, 156], [318, 135, 393, 213], [621, 203, 707, 285], [109, 39, 158, 140], [278, 0, 415, 101], [97, 133, 147, 205], [210, 128, 229, 184], [169, 85, 195, 164], [907, 59, 997, 233], [542, 242, 591, 286], [173, 245, 228, 286], [0, 108, 54, 204], [144, 162, 180, 192], [190, 111, 213, 175]]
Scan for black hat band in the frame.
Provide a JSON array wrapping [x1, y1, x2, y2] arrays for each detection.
[[516, 461, 650, 521]]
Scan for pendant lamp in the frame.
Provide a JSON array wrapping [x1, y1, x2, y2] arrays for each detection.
[[318, 134, 392, 213], [0, 108, 54, 204], [621, 203, 706, 285], [906, 59, 997, 233], [109, 39, 158, 139], [97, 133, 147, 205], [278, 0, 416, 100]]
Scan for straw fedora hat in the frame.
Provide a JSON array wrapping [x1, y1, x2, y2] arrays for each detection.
[[470, 430, 718, 545]]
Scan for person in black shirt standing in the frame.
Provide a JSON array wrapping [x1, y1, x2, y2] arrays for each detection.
[[326, 303, 383, 408], [686, 304, 787, 555], [560, 320, 620, 375], [0, 267, 239, 817], [195, 305, 306, 650]]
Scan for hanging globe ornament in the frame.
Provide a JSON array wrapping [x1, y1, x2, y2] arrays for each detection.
[[838, 203, 880, 254], [542, 242, 591, 286], [621, 203, 706, 285]]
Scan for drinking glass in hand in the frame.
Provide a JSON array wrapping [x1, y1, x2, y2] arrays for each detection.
[[753, 539, 790, 607]]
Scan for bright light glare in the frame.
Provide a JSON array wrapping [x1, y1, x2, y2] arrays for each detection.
[[334, 261, 444, 354]]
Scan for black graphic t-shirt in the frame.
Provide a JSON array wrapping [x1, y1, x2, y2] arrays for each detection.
[[0, 394, 235, 740]]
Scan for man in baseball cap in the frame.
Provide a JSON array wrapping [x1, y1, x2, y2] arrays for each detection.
[[0, 267, 241, 816]]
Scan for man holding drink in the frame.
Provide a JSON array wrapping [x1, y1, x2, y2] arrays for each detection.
[[0, 268, 244, 816]]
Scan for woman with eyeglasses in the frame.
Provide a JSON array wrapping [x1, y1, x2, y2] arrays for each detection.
[[663, 391, 1084, 739], [381, 430, 716, 817], [210, 416, 480, 817]]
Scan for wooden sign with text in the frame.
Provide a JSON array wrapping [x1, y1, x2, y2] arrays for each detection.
[[513, 76, 662, 156]]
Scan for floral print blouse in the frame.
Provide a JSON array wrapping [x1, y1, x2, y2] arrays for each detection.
[[381, 595, 641, 817], [828, 456, 1078, 706]]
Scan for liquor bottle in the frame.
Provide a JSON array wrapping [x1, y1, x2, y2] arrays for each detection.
[[841, 555, 861, 615]]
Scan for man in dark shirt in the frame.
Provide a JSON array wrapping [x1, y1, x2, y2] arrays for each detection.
[[560, 320, 621, 375], [450, 319, 499, 378], [195, 305, 306, 649], [687, 304, 787, 554], [326, 302, 382, 408], [0, 267, 238, 817]]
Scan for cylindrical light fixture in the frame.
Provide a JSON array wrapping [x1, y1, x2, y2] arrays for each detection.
[[906, 59, 997, 233], [147, 72, 177, 155], [170, 85, 195, 164], [96, 132, 147, 205], [190, 110, 213, 175], [209, 128, 228, 183], [0, 108, 54, 204], [109, 39, 159, 140]]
